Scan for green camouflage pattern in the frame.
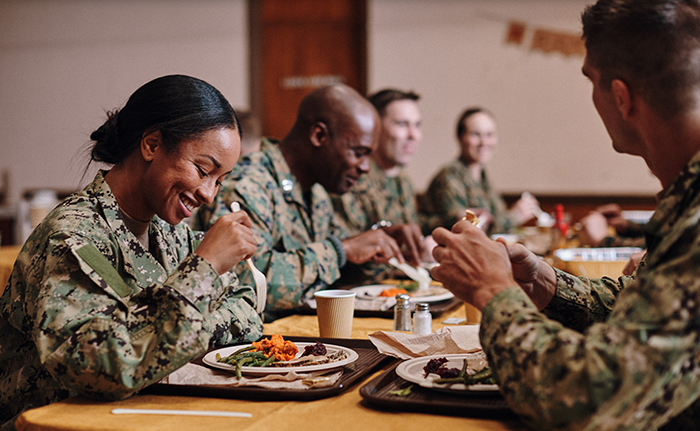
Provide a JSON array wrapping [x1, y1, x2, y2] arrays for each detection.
[[479, 150, 700, 430], [194, 139, 344, 320], [421, 158, 516, 234], [0, 171, 263, 430], [330, 158, 439, 284], [331, 158, 419, 235]]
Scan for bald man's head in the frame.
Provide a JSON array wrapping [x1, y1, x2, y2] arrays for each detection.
[[290, 84, 380, 194]]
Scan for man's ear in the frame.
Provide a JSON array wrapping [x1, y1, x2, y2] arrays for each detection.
[[611, 79, 633, 120], [309, 121, 328, 148], [140, 130, 162, 162]]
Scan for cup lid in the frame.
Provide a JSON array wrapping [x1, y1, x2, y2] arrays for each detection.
[[314, 290, 356, 298]]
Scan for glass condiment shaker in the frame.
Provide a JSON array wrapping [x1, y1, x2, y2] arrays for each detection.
[[393, 293, 412, 331], [412, 303, 432, 335]]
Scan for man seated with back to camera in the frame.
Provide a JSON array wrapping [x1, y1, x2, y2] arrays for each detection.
[[430, 0, 700, 429]]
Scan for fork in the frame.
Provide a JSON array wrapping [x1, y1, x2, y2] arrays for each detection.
[[230, 202, 267, 315]]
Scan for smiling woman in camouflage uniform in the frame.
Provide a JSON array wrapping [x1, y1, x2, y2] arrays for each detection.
[[0, 75, 263, 429]]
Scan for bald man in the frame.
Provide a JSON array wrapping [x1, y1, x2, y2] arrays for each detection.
[[195, 84, 403, 320]]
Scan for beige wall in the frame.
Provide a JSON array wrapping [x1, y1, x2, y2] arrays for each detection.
[[0, 0, 249, 205], [368, 0, 660, 195], [0, 0, 661, 210]]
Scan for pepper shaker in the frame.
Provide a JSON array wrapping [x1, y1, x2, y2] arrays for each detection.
[[393, 293, 412, 331], [412, 303, 432, 335]]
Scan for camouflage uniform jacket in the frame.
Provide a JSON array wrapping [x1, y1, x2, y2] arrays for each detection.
[[422, 158, 516, 234], [193, 139, 345, 319], [479, 150, 700, 430], [0, 171, 263, 430], [331, 158, 419, 236]]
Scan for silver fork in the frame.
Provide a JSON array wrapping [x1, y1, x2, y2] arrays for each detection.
[[230, 202, 267, 315]]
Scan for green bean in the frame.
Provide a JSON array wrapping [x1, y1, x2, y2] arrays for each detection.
[[235, 356, 254, 379], [230, 345, 256, 356], [260, 355, 276, 367], [215, 345, 280, 380], [458, 359, 468, 378], [467, 367, 493, 384], [434, 367, 494, 386], [237, 356, 254, 366], [237, 351, 267, 360]]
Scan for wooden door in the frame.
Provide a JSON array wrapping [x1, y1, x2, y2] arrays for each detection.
[[249, 0, 367, 140]]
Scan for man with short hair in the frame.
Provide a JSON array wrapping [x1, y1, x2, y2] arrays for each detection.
[[195, 84, 403, 320], [431, 0, 700, 429], [332, 89, 432, 268]]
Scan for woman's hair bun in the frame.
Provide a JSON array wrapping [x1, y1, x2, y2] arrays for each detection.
[[89, 110, 121, 164]]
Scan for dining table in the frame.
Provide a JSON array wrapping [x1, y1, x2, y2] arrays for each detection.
[[14, 302, 527, 431], [0, 245, 21, 296]]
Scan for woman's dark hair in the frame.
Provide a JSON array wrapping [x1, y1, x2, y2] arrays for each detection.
[[456, 107, 495, 138], [89, 74, 240, 166]]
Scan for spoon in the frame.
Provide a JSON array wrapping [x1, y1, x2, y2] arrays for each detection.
[[230, 202, 267, 315]]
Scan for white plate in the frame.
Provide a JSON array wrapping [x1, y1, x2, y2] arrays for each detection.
[[395, 353, 499, 393], [350, 284, 454, 303], [203, 342, 359, 375]]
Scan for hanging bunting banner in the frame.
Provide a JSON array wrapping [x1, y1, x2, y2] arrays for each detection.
[[505, 21, 527, 45], [530, 28, 585, 57]]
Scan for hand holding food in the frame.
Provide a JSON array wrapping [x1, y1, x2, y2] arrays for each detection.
[[463, 210, 479, 225], [195, 211, 256, 275]]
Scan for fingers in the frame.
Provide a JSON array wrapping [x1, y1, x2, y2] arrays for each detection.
[[344, 230, 404, 264], [399, 226, 422, 266], [596, 203, 622, 217], [222, 210, 253, 228], [381, 233, 404, 263], [430, 226, 451, 245]]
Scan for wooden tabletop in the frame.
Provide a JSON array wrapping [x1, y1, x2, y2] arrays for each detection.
[[15, 304, 526, 431], [0, 245, 21, 296]]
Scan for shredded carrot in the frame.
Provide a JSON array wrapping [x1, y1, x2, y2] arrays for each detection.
[[251, 334, 299, 361], [379, 288, 409, 297]]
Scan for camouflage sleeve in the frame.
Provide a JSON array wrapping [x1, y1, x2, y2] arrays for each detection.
[[540, 268, 629, 332], [229, 177, 341, 312], [35, 232, 260, 401], [331, 190, 371, 237], [165, 253, 263, 347], [480, 256, 699, 430], [426, 169, 473, 227]]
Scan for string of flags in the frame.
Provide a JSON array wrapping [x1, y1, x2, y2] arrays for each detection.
[[505, 21, 585, 57]]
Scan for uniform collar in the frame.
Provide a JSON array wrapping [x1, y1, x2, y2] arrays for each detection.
[[88, 170, 174, 286], [644, 149, 700, 253]]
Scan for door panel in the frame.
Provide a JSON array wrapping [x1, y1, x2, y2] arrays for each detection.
[[252, 0, 366, 140]]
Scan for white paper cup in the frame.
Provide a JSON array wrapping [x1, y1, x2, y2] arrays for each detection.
[[465, 302, 482, 325], [314, 290, 356, 338]]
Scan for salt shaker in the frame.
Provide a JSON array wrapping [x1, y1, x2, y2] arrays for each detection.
[[412, 302, 432, 335], [393, 293, 412, 331]]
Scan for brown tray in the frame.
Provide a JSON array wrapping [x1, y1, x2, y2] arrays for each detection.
[[359, 363, 517, 419], [141, 336, 396, 401]]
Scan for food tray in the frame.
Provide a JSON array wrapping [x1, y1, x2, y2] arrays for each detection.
[[359, 363, 516, 419], [141, 336, 396, 401]]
